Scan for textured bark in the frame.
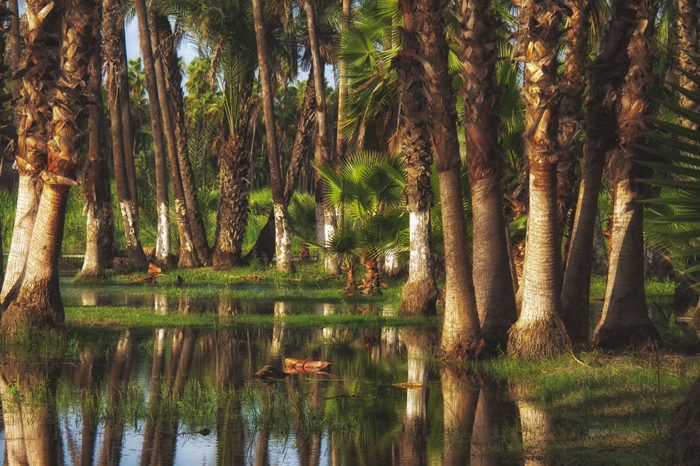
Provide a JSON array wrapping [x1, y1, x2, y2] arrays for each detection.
[[3, 0, 92, 337], [457, 0, 517, 351], [214, 135, 250, 267], [1, 0, 60, 305], [508, 0, 571, 358], [155, 12, 211, 266], [134, 0, 170, 266], [395, 4, 438, 316], [119, 40, 138, 208], [102, 0, 147, 269], [556, 0, 589, 244], [79, 1, 107, 280], [335, 0, 351, 166], [593, 0, 660, 349], [561, 0, 638, 343], [360, 253, 381, 296], [441, 366, 480, 466], [252, 0, 293, 272], [148, 4, 199, 269], [7, 0, 20, 108], [676, 0, 699, 131], [306, 0, 339, 275], [403, 0, 482, 358]]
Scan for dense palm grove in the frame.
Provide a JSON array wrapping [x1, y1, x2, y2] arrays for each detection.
[[0, 0, 698, 461]]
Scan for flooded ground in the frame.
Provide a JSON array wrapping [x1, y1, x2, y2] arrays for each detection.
[[0, 285, 693, 465]]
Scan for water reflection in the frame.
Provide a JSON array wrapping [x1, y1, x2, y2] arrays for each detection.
[[0, 322, 554, 465]]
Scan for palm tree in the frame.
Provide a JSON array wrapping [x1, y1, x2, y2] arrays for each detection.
[[134, 0, 171, 267], [152, 7, 212, 266], [101, 0, 148, 270], [593, 0, 660, 348], [561, 0, 639, 343], [406, 0, 482, 358], [306, 0, 341, 276], [393, 0, 437, 316], [675, 0, 698, 131], [455, 0, 517, 349], [79, 0, 108, 279], [507, 0, 570, 358], [252, 0, 294, 272], [2, 0, 94, 335], [335, 0, 352, 166]]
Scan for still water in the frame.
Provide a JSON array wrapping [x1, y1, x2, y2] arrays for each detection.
[[0, 290, 558, 465]]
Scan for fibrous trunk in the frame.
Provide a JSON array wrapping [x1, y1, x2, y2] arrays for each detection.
[[405, 0, 482, 359], [593, 0, 659, 349], [395, 4, 438, 316], [561, 0, 638, 343], [676, 0, 698, 131], [458, 0, 517, 351], [508, 0, 570, 358]]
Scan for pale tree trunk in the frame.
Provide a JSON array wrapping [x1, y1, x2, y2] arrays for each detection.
[[134, 0, 170, 267], [148, 2, 199, 269], [440, 366, 480, 466], [458, 0, 517, 351], [593, 0, 659, 349], [399, 329, 432, 466], [79, 0, 107, 280], [102, 0, 148, 269], [252, 0, 293, 273], [508, 0, 571, 359], [405, 0, 482, 359], [676, 0, 698, 131], [561, 0, 638, 343], [395, 8, 437, 316], [306, 0, 340, 275], [155, 12, 211, 266]]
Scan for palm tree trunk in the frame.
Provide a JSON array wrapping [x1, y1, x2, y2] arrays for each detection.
[[214, 132, 251, 267], [80, 1, 107, 280], [147, 2, 199, 269], [561, 0, 638, 343], [593, 0, 659, 349], [306, 0, 340, 276], [458, 0, 517, 350], [395, 6, 437, 316], [155, 12, 212, 266], [335, 0, 351, 165], [120, 29, 138, 207], [406, 0, 482, 358], [102, 0, 148, 269], [7, 0, 20, 108], [676, 0, 698, 131], [134, 0, 170, 266], [252, 0, 293, 273], [556, 0, 589, 246], [508, 0, 570, 358]]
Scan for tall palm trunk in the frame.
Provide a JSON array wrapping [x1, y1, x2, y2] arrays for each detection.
[[676, 0, 698, 131], [147, 2, 199, 269], [119, 33, 139, 207], [102, 0, 147, 270], [457, 0, 517, 350], [556, 0, 589, 248], [154, 12, 211, 266], [252, 0, 293, 273], [561, 0, 638, 343], [407, 0, 482, 358], [507, 0, 570, 358], [80, 0, 107, 280], [336, 0, 351, 165], [2, 0, 93, 336], [134, 0, 170, 266], [395, 3, 437, 316], [7, 0, 20, 107], [0, 0, 59, 306], [593, 0, 659, 348], [306, 0, 340, 275]]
